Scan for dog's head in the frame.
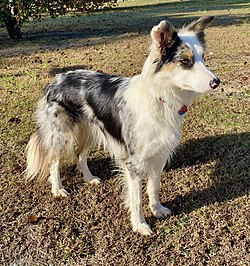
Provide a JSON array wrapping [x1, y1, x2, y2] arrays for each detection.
[[150, 16, 220, 93]]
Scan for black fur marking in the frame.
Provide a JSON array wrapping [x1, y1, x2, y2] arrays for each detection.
[[47, 86, 84, 123], [45, 70, 129, 144], [45, 72, 88, 123], [156, 33, 196, 71], [196, 31, 206, 47], [175, 44, 194, 69], [155, 31, 181, 72], [84, 73, 128, 144], [179, 57, 194, 69]]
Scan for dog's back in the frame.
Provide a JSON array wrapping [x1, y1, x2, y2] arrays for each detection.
[[26, 70, 130, 181]]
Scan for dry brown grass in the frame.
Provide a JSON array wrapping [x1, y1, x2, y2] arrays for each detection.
[[0, 0, 250, 265]]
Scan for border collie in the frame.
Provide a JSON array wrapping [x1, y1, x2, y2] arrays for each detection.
[[26, 16, 220, 235]]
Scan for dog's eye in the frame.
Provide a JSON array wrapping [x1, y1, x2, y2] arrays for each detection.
[[181, 58, 190, 65]]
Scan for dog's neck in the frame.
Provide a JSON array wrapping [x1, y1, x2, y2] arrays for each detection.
[[140, 51, 197, 116], [159, 97, 188, 115], [152, 81, 196, 116], [126, 74, 196, 120]]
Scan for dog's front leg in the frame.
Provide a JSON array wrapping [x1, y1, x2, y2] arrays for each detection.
[[124, 160, 153, 236], [146, 156, 172, 218]]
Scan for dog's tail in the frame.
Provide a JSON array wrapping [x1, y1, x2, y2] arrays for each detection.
[[25, 92, 76, 182], [26, 131, 51, 181]]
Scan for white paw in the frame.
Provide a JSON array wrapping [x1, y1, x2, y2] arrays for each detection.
[[133, 223, 153, 236], [52, 188, 69, 197], [152, 205, 172, 219], [88, 176, 101, 185]]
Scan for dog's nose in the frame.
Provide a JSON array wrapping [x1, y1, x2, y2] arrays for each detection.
[[209, 77, 220, 89]]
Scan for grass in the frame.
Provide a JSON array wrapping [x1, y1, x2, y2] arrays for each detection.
[[0, 0, 250, 265]]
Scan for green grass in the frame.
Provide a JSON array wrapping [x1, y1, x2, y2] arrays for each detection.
[[0, 0, 249, 54], [0, 0, 250, 265]]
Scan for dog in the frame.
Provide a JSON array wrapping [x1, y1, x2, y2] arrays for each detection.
[[26, 16, 220, 235]]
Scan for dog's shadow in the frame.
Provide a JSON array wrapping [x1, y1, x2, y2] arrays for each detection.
[[64, 132, 249, 215], [62, 155, 114, 192], [162, 131, 250, 214], [49, 65, 89, 76]]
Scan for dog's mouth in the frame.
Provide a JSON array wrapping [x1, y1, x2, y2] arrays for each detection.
[[182, 84, 195, 91], [181, 83, 215, 93]]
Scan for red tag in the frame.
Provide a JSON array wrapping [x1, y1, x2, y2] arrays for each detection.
[[178, 105, 188, 115]]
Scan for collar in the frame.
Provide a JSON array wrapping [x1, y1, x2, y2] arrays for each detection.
[[178, 104, 188, 116], [159, 97, 188, 116]]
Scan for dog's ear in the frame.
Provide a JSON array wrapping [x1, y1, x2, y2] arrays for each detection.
[[184, 16, 214, 45], [151, 21, 175, 53], [185, 16, 214, 32]]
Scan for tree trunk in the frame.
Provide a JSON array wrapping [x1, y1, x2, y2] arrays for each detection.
[[6, 16, 22, 39], [3, 10, 22, 39]]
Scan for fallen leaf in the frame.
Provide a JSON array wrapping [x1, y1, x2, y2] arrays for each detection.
[[27, 214, 38, 223]]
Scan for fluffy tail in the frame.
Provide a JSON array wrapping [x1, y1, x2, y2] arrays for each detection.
[[26, 132, 51, 181], [25, 92, 77, 182]]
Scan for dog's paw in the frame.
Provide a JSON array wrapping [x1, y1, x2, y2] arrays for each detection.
[[52, 188, 69, 197], [133, 223, 153, 236], [152, 204, 172, 219]]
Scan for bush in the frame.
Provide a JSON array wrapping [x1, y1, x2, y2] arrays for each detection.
[[0, 0, 117, 39]]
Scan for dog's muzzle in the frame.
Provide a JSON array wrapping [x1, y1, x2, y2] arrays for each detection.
[[209, 77, 220, 89]]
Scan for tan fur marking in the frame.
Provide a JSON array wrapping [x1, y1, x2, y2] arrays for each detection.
[[160, 62, 178, 73], [182, 48, 194, 59]]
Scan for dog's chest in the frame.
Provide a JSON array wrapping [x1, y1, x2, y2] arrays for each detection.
[[137, 115, 181, 158]]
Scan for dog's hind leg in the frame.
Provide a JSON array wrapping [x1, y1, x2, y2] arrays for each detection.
[[77, 149, 101, 184], [49, 158, 69, 197], [32, 98, 77, 196], [123, 160, 153, 236], [146, 155, 171, 218], [76, 124, 101, 184]]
